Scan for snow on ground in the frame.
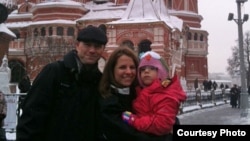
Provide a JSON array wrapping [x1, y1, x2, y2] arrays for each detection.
[[179, 103, 250, 124]]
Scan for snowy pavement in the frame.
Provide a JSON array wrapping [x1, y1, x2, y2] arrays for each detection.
[[179, 104, 250, 124], [179, 99, 250, 125]]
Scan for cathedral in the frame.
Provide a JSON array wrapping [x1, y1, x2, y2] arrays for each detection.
[[2, 0, 208, 88]]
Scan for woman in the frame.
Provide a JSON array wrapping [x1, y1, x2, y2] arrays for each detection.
[[99, 46, 168, 141]]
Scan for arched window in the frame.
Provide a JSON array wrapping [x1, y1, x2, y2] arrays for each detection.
[[41, 27, 46, 36], [49, 27, 53, 36], [67, 27, 74, 36], [200, 34, 204, 41], [34, 28, 38, 37], [138, 39, 152, 56], [187, 32, 192, 40], [121, 40, 134, 50], [25, 5, 29, 12], [194, 33, 198, 41], [57, 27, 63, 36]]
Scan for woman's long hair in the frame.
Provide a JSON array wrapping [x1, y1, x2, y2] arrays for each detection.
[[99, 46, 139, 98]]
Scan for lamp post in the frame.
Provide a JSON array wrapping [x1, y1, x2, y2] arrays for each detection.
[[228, 0, 249, 117]]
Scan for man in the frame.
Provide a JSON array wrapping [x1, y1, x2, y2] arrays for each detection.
[[16, 25, 108, 141]]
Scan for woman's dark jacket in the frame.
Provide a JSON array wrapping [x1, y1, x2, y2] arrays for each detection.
[[16, 50, 102, 141], [100, 86, 171, 141]]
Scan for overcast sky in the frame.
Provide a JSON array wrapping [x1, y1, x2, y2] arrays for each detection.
[[198, 0, 250, 74]]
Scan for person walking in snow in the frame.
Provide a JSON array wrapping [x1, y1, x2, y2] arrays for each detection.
[[230, 84, 240, 108]]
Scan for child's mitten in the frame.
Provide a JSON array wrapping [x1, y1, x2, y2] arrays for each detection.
[[122, 111, 134, 124]]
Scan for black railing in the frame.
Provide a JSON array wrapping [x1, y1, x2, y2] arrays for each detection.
[[182, 89, 231, 107]]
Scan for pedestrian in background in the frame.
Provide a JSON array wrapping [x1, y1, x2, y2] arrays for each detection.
[[230, 84, 240, 108], [194, 78, 198, 90], [122, 51, 186, 136], [99, 47, 168, 141], [220, 83, 224, 90], [16, 25, 108, 141], [207, 80, 212, 91], [202, 79, 208, 92], [0, 90, 7, 141], [212, 81, 218, 90]]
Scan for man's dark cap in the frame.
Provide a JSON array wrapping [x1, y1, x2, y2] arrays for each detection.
[[77, 25, 108, 45]]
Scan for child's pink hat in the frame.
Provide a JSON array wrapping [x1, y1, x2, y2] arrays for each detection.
[[138, 51, 169, 87]]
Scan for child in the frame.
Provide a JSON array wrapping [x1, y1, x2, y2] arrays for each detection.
[[122, 51, 187, 136]]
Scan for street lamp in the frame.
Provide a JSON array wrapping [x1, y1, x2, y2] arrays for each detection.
[[228, 0, 249, 117]]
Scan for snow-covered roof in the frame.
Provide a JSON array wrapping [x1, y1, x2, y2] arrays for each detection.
[[78, 9, 124, 21], [8, 10, 32, 19], [5, 0, 184, 32], [32, 0, 86, 11], [107, 0, 183, 31], [190, 27, 208, 33], [6, 21, 31, 28], [84, 1, 125, 10], [107, 0, 162, 24], [169, 9, 202, 20], [7, 1, 82, 28], [168, 16, 183, 31], [6, 20, 75, 28], [0, 23, 16, 37], [30, 19, 75, 25], [77, 2, 126, 21]]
